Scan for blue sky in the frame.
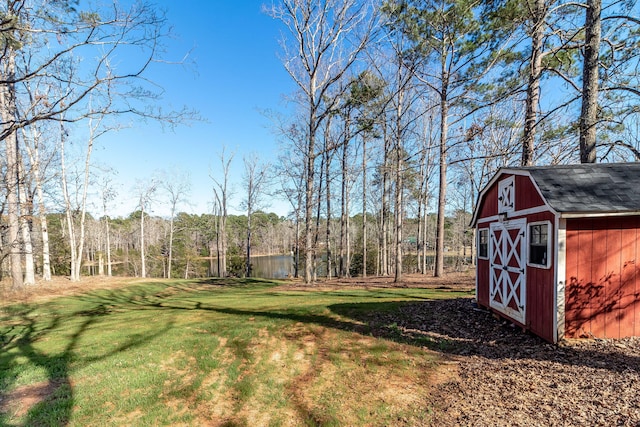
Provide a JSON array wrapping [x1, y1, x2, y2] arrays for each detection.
[[93, 1, 294, 218]]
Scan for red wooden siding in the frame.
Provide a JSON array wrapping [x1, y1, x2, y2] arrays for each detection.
[[476, 174, 547, 219], [476, 257, 490, 308], [524, 212, 556, 342], [565, 217, 640, 339], [619, 217, 637, 337], [515, 174, 546, 211], [476, 178, 502, 219]]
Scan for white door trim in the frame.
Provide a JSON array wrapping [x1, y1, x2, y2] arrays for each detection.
[[489, 218, 527, 324]]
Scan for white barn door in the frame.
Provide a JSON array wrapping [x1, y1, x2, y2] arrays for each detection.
[[489, 219, 527, 324]]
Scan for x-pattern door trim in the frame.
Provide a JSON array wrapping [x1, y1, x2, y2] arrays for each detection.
[[490, 218, 527, 324], [498, 176, 515, 214]]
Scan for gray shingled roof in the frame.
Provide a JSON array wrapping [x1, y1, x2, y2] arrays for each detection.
[[521, 163, 640, 213]]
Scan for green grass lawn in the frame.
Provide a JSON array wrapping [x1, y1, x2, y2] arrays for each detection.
[[0, 278, 472, 426]]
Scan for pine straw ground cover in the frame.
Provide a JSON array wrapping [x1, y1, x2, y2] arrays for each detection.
[[1, 273, 639, 426]]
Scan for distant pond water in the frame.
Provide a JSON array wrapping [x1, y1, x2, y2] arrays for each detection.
[[248, 254, 295, 279], [205, 254, 295, 280], [204, 253, 469, 280]]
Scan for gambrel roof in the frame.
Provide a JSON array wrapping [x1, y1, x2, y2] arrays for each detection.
[[472, 162, 640, 226], [524, 163, 640, 213]]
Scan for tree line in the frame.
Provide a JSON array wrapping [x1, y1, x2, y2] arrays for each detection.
[[43, 210, 291, 280], [2, 0, 639, 288], [266, 0, 640, 284], [17, 207, 471, 282]]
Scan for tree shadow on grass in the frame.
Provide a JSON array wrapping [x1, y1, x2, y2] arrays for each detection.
[[0, 301, 172, 427], [329, 298, 640, 374], [3, 281, 636, 426], [74, 285, 640, 375]]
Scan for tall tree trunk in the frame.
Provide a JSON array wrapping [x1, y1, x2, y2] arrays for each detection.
[[213, 206, 221, 277], [340, 125, 351, 278], [168, 216, 174, 279], [325, 149, 332, 279], [579, 0, 601, 163], [521, 0, 545, 166], [212, 151, 232, 278], [140, 207, 146, 278], [393, 88, 404, 283], [381, 129, 390, 276], [294, 210, 300, 278], [394, 143, 403, 283], [98, 251, 104, 276], [105, 217, 112, 277], [23, 127, 52, 281], [435, 89, 449, 277], [422, 201, 429, 274], [219, 209, 227, 277], [1, 40, 23, 289], [246, 204, 252, 278], [17, 156, 35, 285], [75, 120, 98, 280], [346, 198, 351, 277], [40, 205, 52, 280], [59, 120, 80, 281], [361, 138, 367, 278], [4, 133, 22, 288], [216, 236, 221, 277], [313, 153, 325, 282], [417, 191, 423, 274], [305, 116, 316, 284], [73, 127, 94, 282], [417, 140, 427, 274]]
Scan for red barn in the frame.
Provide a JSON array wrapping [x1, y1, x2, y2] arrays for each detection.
[[471, 163, 640, 343]]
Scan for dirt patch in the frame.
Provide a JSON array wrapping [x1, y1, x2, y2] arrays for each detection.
[[0, 276, 167, 306], [0, 380, 66, 417]]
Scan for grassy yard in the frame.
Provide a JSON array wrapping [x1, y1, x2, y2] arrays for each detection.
[[0, 278, 472, 426]]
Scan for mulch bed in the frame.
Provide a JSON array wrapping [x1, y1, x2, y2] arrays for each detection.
[[361, 297, 640, 426], [290, 272, 640, 425]]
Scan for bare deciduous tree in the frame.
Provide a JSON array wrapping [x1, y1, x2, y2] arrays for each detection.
[[210, 147, 234, 278], [241, 154, 270, 277], [0, 0, 191, 288], [134, 178, 158, 279], [99, 175, 118, 277], [266, 0, 378, 283], [161, 169, 191, 279]]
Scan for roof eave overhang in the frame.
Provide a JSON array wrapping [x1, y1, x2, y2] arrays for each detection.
[[559, 210, 640, 219]]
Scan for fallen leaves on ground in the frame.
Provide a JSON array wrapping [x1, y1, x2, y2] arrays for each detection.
[[359, 297, 640, 427]]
